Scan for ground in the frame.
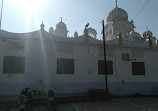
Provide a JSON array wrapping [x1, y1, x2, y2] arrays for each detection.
[[1, 97, 158, 111]]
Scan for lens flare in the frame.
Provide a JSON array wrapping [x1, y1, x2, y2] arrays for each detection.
[[9, 0, 46, 14]]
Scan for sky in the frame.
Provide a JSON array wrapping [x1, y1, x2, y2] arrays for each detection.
[[1, 0, 158, 40]]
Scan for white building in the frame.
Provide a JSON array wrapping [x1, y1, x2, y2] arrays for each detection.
[[0, 3, 158, 96]]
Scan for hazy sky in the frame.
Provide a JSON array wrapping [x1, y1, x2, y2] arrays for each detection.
[[1, 0, 158, 39]]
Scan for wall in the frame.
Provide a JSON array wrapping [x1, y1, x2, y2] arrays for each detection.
[[0, 37, 158, 96]]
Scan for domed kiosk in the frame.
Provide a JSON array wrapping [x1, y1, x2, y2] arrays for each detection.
[[53, 18, 69, 38], [142, 28, 156, 43], [106, 7, 128, 23], [143, 29, 153, 38], [87, 27, 97, 39], [104, 1, 135, 40], [129, 31, 141, 42], [56, 21, 67, 29]]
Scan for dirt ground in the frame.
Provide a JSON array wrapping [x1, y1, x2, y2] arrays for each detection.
[[74, 97, 158, 111], [1, 97, 158, 111]]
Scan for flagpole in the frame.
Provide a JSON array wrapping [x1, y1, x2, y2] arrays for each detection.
[[0, 0, 3, 29]]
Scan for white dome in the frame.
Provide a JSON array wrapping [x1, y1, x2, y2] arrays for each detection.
[[87, 27, 97, 38], [130, 31, 141, 37], [106, 7, 128, 23], [87, 27, 97, 34], [143, 30, 153, 38], [130, 31, 141, 42], [49, 26, 54, 33], [56, 21, 67, 29], [74, 31, 78, 37]]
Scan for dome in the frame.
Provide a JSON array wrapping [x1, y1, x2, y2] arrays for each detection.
[[130, 31, 141, 37], [87, 27, 97, 39], [130, 31, 141, 42], [54, 18, 68, 38], [106, 7, 128, 23], [74, 31, 78, 37], [49, 26, 54, 33], [87, 27, 97, 34], [143, 30, 153, 38], [56, 21, 67, 29]]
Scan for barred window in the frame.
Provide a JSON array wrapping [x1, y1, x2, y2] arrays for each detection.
[[98, 60, 113, 75], [132, 62, 145, 75], [3, 56, 25, 74], [57, 58, 74, 74]]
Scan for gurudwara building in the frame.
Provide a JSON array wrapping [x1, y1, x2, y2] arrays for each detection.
[[0, 3, 158, 96]]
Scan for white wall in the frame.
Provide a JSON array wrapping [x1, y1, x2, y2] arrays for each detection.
[[0, 37, 158, 96]]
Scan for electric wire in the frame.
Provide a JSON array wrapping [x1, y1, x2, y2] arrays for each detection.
[[133, 0, 150, 20]]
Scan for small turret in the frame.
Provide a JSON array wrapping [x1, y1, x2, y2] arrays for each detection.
[[49, 26, 54, 34], [118, 32, 123, 45], [146, 34, 152, 47], [74, 31, 78, 37], [40, 21, 45, 31], [40, 22, 45, 38], [84, 23, 89, 43]]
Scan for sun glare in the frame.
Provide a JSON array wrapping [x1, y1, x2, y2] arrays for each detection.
[[8, 0, 47, 31], [9, 0, 46, 14]]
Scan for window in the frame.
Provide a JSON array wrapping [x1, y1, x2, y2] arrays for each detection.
[[57, 58, 74, 74], [98, 60, 113, 75], [132, 62, 145, 75], [3, 56, 25, 74]]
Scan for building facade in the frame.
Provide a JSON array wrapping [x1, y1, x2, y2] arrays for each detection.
[[0, 4, 158, 96]]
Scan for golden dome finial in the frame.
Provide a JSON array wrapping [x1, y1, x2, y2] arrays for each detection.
[[117, 32, 121, 38], [61, 17, 62, 22], [115, 0, 118, 8]]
